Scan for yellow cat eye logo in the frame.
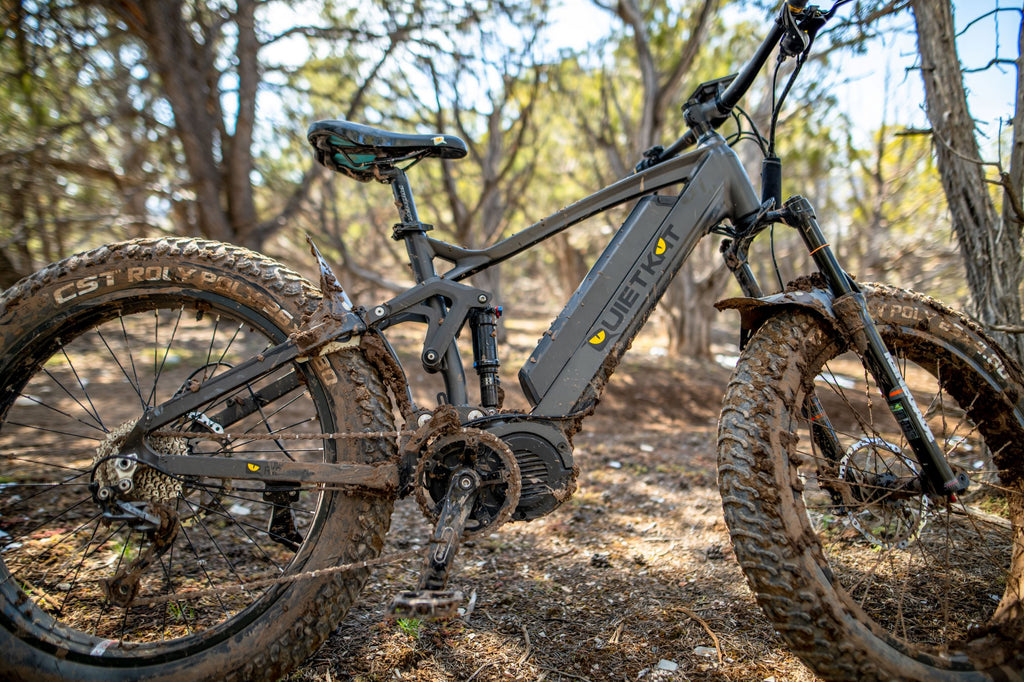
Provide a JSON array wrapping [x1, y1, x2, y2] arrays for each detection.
[[588, 330, 606, 345], [655, 238, 667, 255], [247, 463, 260, 472]]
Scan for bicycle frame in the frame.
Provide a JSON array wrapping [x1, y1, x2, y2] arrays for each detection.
[[115, 1, 963, 499], [388, 132, 762, 416], [117, 122, 966, 498], [112, 134, 758, 486]]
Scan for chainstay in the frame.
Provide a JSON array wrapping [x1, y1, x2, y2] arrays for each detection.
[[128, 548, 424, 608], [152, 429, 416, 441]]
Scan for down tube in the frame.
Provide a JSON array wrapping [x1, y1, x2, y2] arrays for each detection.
[[520, 147, 761, 417]]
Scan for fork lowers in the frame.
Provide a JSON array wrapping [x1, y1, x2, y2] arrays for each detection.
[[782, 196, 968, 496]]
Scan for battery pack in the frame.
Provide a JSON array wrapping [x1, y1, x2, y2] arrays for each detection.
[[519, 195, 679, 413]]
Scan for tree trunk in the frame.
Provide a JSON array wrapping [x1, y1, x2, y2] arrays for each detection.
[[911, 0, 1024, 365]]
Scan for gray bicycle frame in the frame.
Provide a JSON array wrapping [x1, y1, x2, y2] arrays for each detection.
[[379, 131, 762, 417], [117, 130, 759, 485]]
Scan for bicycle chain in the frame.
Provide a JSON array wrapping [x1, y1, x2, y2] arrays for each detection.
[[123, 426, 429, 607], [151, 428, 415, 441], [128, 548, 424, 608]]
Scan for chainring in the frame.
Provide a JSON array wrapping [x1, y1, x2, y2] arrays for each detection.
[[415, 428, 521, 537]]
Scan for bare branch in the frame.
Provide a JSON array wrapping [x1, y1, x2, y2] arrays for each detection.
[[957, 7, 1023, 39], [963, 57, 1018, 74]]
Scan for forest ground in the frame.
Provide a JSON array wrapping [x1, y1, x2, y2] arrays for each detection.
[[289, 315, 821, 682]]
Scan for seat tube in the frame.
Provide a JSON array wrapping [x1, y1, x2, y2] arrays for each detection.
[[387, 168, 468, 405], [389, 169, 437, 283]]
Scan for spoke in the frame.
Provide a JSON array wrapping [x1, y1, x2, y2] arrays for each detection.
[[39, 368, 106, 434], [177, 496, 259, 611], [0, 470, 92, 516], [5, 421, 106, 443], [194, 496, 290, 572], [96, 327, 146, 407], [56, 519, 103, 618], [203, 315, 222, 373], [156, 546, 198, 636], [147, 307, 185, 406], [8, 393, 109, 436], [213, 322, 245, 370], [56, 345, 106, 432], [5, 497, 95, 553]]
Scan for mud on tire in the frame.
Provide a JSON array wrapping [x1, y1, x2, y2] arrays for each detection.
[[0, 238, 396, 681], [717, 284, 1024, 681]]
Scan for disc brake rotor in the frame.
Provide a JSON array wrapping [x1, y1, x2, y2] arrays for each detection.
[[838, 436, 931, 549]]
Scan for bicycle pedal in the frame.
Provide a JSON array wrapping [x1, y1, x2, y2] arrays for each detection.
[[387, 589, 464, 621]]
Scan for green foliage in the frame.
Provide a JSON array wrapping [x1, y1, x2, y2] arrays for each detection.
[[396, 617, 422, 638]]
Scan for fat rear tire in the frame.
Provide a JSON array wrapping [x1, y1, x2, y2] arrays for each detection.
[[0, 238, 396, 681]]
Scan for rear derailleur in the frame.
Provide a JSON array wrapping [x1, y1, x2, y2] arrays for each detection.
[[389, 418, 521, 620]]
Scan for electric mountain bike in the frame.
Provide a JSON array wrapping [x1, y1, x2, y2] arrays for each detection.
[[1, 1, 1022, 680]]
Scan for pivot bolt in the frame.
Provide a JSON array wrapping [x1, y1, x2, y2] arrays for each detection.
[[424, 350, 439, 363], [117, 479, 134, 493], [115, 457, 135, 471], [477, 294, 488, 304], [96, 486, 112, 501], [374, 306, 386, 317], [467, 410, 483, 421], [417, 413, 432, 428], [458, 475, 474, 490]]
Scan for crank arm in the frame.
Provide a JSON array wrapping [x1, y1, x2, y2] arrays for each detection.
[[419, 468, 479, 591], [389, 468, 479, 620], [152, 453, 398, 492]]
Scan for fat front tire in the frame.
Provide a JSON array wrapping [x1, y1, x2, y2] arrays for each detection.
[[718, 284, 1024, 681], [0, 239, 396, 681]]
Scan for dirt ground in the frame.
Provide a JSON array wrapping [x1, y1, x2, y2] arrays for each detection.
[[288, 342, 821, 682]]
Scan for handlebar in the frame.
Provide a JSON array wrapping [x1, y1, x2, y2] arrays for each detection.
[[637, 1, 821, 171]]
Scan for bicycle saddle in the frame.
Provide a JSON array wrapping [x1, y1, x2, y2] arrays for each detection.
[[308, 119, 468, 182]]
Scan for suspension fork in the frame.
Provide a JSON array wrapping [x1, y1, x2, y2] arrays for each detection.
[[783, 196, 970, 496], [721, 211, 847, 488]]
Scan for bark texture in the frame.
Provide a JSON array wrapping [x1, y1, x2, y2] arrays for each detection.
[[912, 0, 1024, 365]]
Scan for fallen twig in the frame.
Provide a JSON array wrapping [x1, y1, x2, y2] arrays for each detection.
[[679, 604, 723, 665]]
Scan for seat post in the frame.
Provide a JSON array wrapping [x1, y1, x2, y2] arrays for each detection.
[[384, 167, 467, 403], [387, 168, 437, 284]]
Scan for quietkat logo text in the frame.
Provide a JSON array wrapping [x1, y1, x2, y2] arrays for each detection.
[[587, 223, 681, 351]]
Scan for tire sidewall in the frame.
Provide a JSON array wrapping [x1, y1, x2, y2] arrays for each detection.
[[0, 239, 395, 682]]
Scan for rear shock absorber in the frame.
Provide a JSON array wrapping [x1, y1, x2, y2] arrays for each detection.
[[470, 307, 502, 409]]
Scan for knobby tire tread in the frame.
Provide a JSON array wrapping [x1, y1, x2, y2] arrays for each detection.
[[0, 238, 397, 682], [717, 284, 1024, 681]]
